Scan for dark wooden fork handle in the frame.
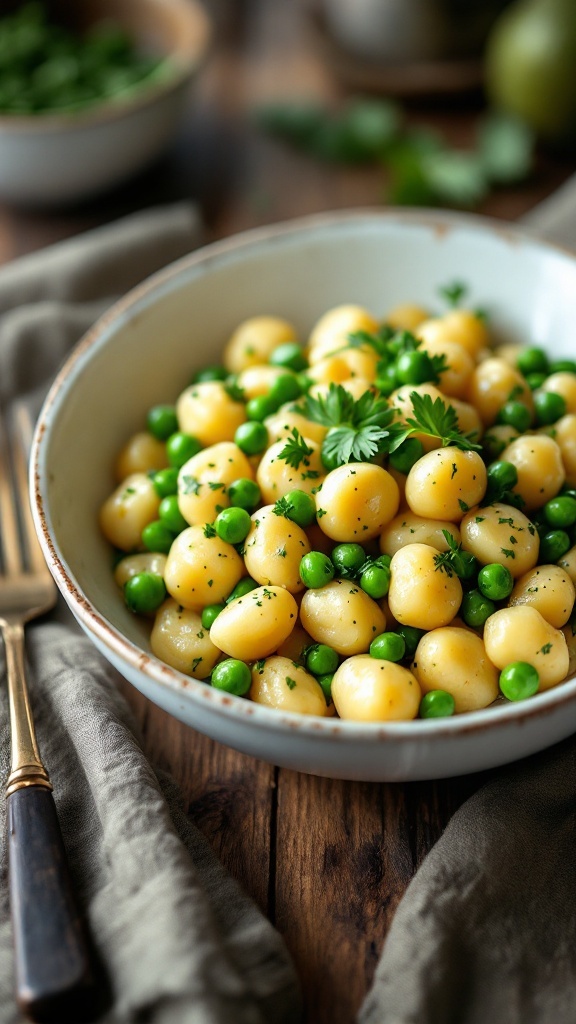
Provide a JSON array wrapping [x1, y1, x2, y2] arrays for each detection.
[[8, 786, 97, 1023]]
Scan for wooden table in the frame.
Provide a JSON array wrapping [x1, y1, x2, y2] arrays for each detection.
[[2, 3, 575, 1021]]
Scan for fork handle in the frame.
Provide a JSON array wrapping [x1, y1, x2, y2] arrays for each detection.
[[8, 785, 96, 1023]]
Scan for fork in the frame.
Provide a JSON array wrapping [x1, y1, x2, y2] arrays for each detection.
[[0, 406, 94, 1022]]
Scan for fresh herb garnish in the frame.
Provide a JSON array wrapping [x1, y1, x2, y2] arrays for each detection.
[[203, 523, 217, 538], [433, 530, 477, 580], [402, 392, 482, 452], [297, 382, 405, 467], [277, 428, 314, 470], [439, 281, 468, 307]]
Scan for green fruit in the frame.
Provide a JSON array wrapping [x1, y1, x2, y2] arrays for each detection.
[[485, 0, 576, 144]]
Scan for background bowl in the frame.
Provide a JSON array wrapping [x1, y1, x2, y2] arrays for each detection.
[[0, 0, 210, 206], [32, 209, 576, 781]]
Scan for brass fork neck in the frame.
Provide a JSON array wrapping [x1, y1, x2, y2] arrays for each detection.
[[3, 620, 52, 797]]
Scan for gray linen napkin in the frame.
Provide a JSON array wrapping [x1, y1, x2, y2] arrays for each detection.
[[0, 205, 302, 1024], [359, 183, 576, 1024]]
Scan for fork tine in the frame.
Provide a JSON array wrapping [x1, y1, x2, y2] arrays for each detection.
[[0, 411, 23, 577], [11, 404, 47, 576]]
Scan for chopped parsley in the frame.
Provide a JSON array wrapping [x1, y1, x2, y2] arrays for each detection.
[[277, 428, 314, 470]]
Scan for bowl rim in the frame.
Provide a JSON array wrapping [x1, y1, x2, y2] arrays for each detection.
[[0, 0, 210, 134], [31, 206, 576, 745]]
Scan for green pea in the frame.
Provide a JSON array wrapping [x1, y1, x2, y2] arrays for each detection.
[[201, 603, 225, 629], [146, 404, 178, 441], [214, 506, 252, 545], [516, 346, 549, 376], [496, 400, 532, 432], [375, 366, 398, 396], [419, 690, 456, 718], [477, 563, 514, 601], [192, 365, 228, 383], [269, 373, 302, 406], [461, 588, 496, 628], [360, 563, 390, 599], [269, 342, 308, 372], [330, 543, 366, 578], [388, 437, 424, 475], [227, 477, 261, 511], [226, 576, 259, 603], [395, 349, 433, 386], [124, 572, 166, 615], [152, 467, 179, 498], [234, 420, 268, 455], [317, 673, 334, 704], [158, 495, 187, 534], [306, 644, 339, 676], [141, 520, 175, 554], [299, 551, 335, 589], [534, 391, 567, 425], [278, 489, 317, 528], [550, 359, 576, 374], [539, 530, 571, 562], [396, 625, 425, 657], [499, 661, 539, 701], [246, 394, 277, 422], [166, 432, 202, 468], [525, 372, 548, 391], [544, 495, 576, 529], [369, 631, 406, 662], [211, 658, 252, 696]]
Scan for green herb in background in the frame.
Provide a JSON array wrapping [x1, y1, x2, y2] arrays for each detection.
[[256, 97, 535, 209], [0, 1, 166, 115]]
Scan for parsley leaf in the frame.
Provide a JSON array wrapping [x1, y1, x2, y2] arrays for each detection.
[[297, 382, 406, 467], [438, 281, 468, 307], [277, 428, 314, 470], [404, 392, 482, 452], [433, 529, 477, 579]]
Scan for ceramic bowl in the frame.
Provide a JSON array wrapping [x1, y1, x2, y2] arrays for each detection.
[[0, 0, 210, 206], [32, 209, 576, 781]]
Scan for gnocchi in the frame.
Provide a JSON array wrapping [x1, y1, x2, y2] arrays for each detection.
[[99, 293, 576, 722]]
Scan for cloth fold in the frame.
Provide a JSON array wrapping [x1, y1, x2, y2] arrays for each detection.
[[1, 194, 576, 1024]]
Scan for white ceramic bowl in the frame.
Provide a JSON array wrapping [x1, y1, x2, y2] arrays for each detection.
[[0, 0, 209, 206], [32, 209, 576, 781]]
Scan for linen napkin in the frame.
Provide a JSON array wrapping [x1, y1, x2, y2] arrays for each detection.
[[0, 204, 302, 1024]]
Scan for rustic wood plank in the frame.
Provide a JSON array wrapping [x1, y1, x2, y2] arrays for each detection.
[[118, 680, 274, 916]]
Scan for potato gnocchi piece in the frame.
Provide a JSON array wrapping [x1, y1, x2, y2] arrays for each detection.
[[331, 655, 421, 722], [388, 543, 462, 631], [547, 414, 576, 486], [243, 505, 310, 593], [114, 552, 167, 588], [316, 462, 400, 542], [249, 656, 327, 716], [380, 512, 461, 557], [115, 431, 168, 482], [164, 525, 244, 610], [210, 585, 298, 661], [404, 448, 487, 523], [416, 308, 490, 359], [484, 606, 569, 691], [257, 437, 325, 504], [99, 472, 160, 552], [224, 315, 298, 373], [558, 544, 576, 586], [460, 502, 539, 578], [500, 434, 565, 510], [307, 346, 379, 384], [176, 381, 246, 447], [539, 372, 576, 414], [467, 357, 533, 426], [150, 598, 220, 678], [412, 627, 499, 713], [264, 404, 328, 446], [237, 364, 292, 399], [300, 579, 385, 656], [178, 442, 254, 527], [308, 304, 378, 363], [508, 564, 575, 628]]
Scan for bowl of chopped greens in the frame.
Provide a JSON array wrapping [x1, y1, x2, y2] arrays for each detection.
[[0, 0, 210, 205], [31, 208, 576, 780]]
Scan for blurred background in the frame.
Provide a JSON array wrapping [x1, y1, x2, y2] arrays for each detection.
[[0, 0, 575, 259]]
